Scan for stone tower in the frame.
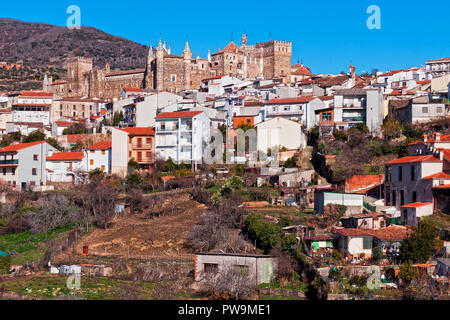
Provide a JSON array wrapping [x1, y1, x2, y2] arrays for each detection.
[[66, 57, 93, 96], [155, 40, 165, 92], [183, 41, 192, 90], [145, 46, 156, 89]]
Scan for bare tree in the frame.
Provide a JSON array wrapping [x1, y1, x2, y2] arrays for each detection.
[[198, 264, 255, 300], [26, 193, 82, 234], [82, 178, 120, 229]]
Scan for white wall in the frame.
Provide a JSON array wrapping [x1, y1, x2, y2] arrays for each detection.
[[111, 128, 129, 177]]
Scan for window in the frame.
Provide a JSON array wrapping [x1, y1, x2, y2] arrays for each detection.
[[2, 168, 5, 175], [203, 263, 218, 274], [437, 107, 443, 113], [33, 154, 38, 161], [101, 165, 105, 171], [410, 165, 415, 181], [101, 150, 105, 155], [12, 168, 15, 175], [400, 190, 405, 206], [412, 191, 417, 203], [146, 138, 151, 144], [90, 150, 95, 154], [321, 113, 332, 122], [363, 236, 372, 250], [90, 159, 94, 165], [392, 191, 396, 206], [32, 168, 37, 175], [398, 166, 402, 181], [422, 107, 428, 113], [171, 75, 176, 82]]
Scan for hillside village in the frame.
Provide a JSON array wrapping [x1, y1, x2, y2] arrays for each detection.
[[0, 35, 449, 300]]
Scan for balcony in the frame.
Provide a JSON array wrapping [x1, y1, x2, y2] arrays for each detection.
[[157, 127, 178, 133], [342, 116, 365, 122], [0, 159, 18, 166], [132, 143, 152, 150], [136, 158, 154, 164]]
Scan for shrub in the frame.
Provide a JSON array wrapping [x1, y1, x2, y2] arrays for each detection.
[[0, 255, 11, 274], [400, 220, 443, 263]]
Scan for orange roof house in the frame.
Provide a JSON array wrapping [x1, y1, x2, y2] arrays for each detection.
[[88, 141, 112, 150], [46, 152, 84, 161]]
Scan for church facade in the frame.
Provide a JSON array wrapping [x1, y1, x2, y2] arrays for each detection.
[[43, 34, 292, 99]]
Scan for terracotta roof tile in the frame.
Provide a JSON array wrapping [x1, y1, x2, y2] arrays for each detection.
[[385, 155, 441, 165], [400, 202, 433, 208], [55, 121, 71, 127], [333, 225, 410, 241], [0, 140, 44, 152], [118, 127, 155, 135], [156, 111, 203, 119], [265, 96, 315, 105], [88, 141, 112, 150], [47, 152, 84, 161], [422, 172, 450, 180], [66, 134, 88, 143]]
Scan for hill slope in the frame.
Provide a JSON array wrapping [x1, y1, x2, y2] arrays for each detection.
[[0, 18, 149, 70]]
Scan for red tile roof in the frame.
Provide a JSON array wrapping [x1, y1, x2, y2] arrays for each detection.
[[202, 75, 225, 82], [433, 184, 450, 189], [416, 80, 431, 85], [333, 225, 410, 241], [378, 70, 403, 77], [345, 174, 384, 194], [156, 111, 203, 119], [118, 127, 155, 135], [400, 202, 433, 208], [443, 150, 450, 161], [426, 57, 450, 63], [0, 140, 44, 152], [47, 152, 84, 161], [292, 66, 312, 76], [88, 141, 112, 150], [385, 155, 441, 165], [389, 90, 403, 96], [66, 134, 88, 143], [123, 88, 143, 92], [19, 91, 53, 98], [265, 96, 315, 105], [55, 121, 71, 127], [422, 172, 450, 180]]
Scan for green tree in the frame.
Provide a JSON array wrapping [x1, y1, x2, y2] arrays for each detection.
[[46, 137, 63, 151], [23, 130, 46, 143], [354, 123, 369, 134], [400, 220, 443, 263], [164, 157, 178, 172], [284, 155, 298, 168], [128, 158, 140, 170], [112, 111, 124, 126], [398, 260, 418, 286], [333, 129, 347, 142]]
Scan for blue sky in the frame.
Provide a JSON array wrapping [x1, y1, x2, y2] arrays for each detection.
[[1, 0, 449, 74]]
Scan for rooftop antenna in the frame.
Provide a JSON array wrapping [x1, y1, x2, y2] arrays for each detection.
[[269, 32, 272, 41], [231, 32, 233, 42]]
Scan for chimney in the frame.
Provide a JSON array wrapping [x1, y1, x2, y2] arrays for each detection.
[[435, 132, 441, 141], [423, 134, 428, 142], [242, 33, 247, 46], [350, 64, 356, 82]]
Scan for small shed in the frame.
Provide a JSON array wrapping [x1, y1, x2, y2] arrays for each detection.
[[194, 252, 278, 285]]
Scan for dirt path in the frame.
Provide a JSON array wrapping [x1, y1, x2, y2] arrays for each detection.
[[65, 194, 207, 259]]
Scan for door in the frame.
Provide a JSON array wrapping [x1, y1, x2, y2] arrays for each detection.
[[262, 261, 273, 284]]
